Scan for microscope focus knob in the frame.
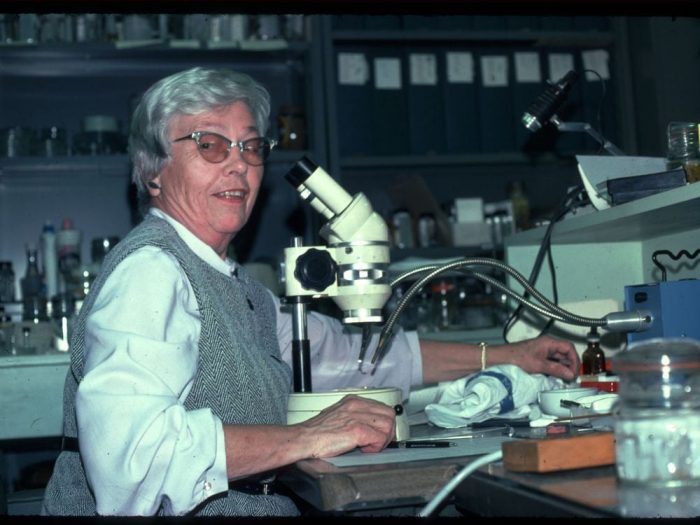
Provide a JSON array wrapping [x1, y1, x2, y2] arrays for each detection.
[[294, 248, 338, 292]]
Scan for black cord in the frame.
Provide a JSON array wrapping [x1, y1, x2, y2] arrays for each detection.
[[582, 68, 607, 154], [538, 237, 558, 336], [502, 184, 587, 343]]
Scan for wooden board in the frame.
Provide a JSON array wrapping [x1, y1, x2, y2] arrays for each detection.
[[502, 432, 615, 473]]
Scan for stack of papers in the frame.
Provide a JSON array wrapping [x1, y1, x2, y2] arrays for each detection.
[[576, 155, 669, 210]]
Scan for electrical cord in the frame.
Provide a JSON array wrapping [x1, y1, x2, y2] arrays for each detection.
[[502, 184, 587, 343], [582, 68, 607, 155], [417, 450, 504, 517]]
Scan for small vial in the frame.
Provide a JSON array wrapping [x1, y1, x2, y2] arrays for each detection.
[[582, 327, 606, 375]]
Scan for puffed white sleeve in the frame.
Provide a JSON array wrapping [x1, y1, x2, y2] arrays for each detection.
[[75, 247, 228, 516], [271, 292, 423, 401]]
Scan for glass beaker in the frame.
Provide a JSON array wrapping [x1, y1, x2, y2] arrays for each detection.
[[613, 338, 700, 487]]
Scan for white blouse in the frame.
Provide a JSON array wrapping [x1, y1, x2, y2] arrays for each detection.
[[75, 208, 422, 515]]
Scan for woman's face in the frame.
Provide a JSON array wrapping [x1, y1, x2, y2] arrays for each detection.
[[150, 102, 264, 257]]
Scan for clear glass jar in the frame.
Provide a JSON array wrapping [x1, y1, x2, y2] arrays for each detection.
[[613, 338, 700, 487], [667, 121, 700, 183]]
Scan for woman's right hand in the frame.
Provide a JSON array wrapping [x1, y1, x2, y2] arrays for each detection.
[[298, 394, 396, 457]]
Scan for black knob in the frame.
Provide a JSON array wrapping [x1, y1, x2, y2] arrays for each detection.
[[294, 248, 337, 292]]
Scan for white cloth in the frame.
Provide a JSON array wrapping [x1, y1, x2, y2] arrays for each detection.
[[76, 207, 423, 515], [424, 364, 564, 428]]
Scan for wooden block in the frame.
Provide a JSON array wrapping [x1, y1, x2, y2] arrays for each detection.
[[502, 432, 615, 473]]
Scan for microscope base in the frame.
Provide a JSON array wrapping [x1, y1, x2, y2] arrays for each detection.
[[287, 387, 410, 441]]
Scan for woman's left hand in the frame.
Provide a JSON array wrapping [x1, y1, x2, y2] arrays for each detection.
[[498, 335, 580, 381]]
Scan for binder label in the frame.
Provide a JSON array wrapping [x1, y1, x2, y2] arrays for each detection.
[[548, 53, 575, 82], [446, 52, 474, 83], [514, 52, 542, 83], [374, 57, 402, 90], [480, 55, 509, 87], [409, 53, 438, 85], [582, 49, 610, 81], [338, 52, 369, 85]]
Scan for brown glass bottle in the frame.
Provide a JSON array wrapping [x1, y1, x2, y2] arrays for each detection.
[[582, 328, 606, 375]]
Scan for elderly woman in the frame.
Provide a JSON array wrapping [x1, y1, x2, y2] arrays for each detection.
[[42, 67, 579, 516]]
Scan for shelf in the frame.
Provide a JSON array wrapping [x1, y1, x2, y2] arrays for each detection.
[[391, 246, 499, 263], [340, 153, 575, 170], [331, 30, 614, 48], [506, 182, 700, 246], [0, 155, 130, 184], [0, 352, 70, 369], [0, 42, 310, 77], [0, 150, 311, 181], [418, 326, 505, 344]]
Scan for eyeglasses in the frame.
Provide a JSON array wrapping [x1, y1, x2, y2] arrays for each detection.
[[172, 131, 277, 166]]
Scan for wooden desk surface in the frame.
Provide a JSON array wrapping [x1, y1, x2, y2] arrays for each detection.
[[279, 430, 700, 517], [278, 455, 463, 512]]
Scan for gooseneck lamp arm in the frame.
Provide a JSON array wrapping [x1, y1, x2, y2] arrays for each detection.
[[369, 257, 653, 372]]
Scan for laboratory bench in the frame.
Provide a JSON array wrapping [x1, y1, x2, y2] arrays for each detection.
[[278, 425, 700, 518], [3, 341, 700, 518]]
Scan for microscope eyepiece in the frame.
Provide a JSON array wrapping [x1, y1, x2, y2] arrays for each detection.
[[285, 156, 317, 187]]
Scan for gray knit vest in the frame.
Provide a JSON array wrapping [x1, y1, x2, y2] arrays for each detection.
[[42, 215, 297, 516]]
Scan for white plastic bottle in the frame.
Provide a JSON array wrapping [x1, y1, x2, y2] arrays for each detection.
[[40, 221, 59, 300]]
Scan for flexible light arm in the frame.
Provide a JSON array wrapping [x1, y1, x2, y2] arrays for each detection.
[[370, 257, 653, 372]]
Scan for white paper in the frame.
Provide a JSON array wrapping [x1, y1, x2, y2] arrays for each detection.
[[480, 55, 508, 87], [446, 52, 474, 83], [582, 49, 611, 81], [323, 436, 512, 467], [374, 57, 402, 89], [409, 53, 438, 86], [548, 53, 574, 82], [337, 52, 369, 85], [514, 52, 542, 83]]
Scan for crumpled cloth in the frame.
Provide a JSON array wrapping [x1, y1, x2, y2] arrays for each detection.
[[424, 364, 564, 428]]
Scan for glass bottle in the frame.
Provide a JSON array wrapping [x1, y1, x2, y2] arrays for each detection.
[[0, 305, 14, 354], [20, 244, 43, 300], [0, 261, 15, 303], [41, 221, 59, 300], [51, 292, 75, 352], [509, 181, 531, 232], [431, 279, 457, 331], [582, 327, 606, 375], [21, 244, 48, 322]]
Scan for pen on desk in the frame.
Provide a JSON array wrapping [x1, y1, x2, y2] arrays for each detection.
[[386, 440, 456, 449]]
